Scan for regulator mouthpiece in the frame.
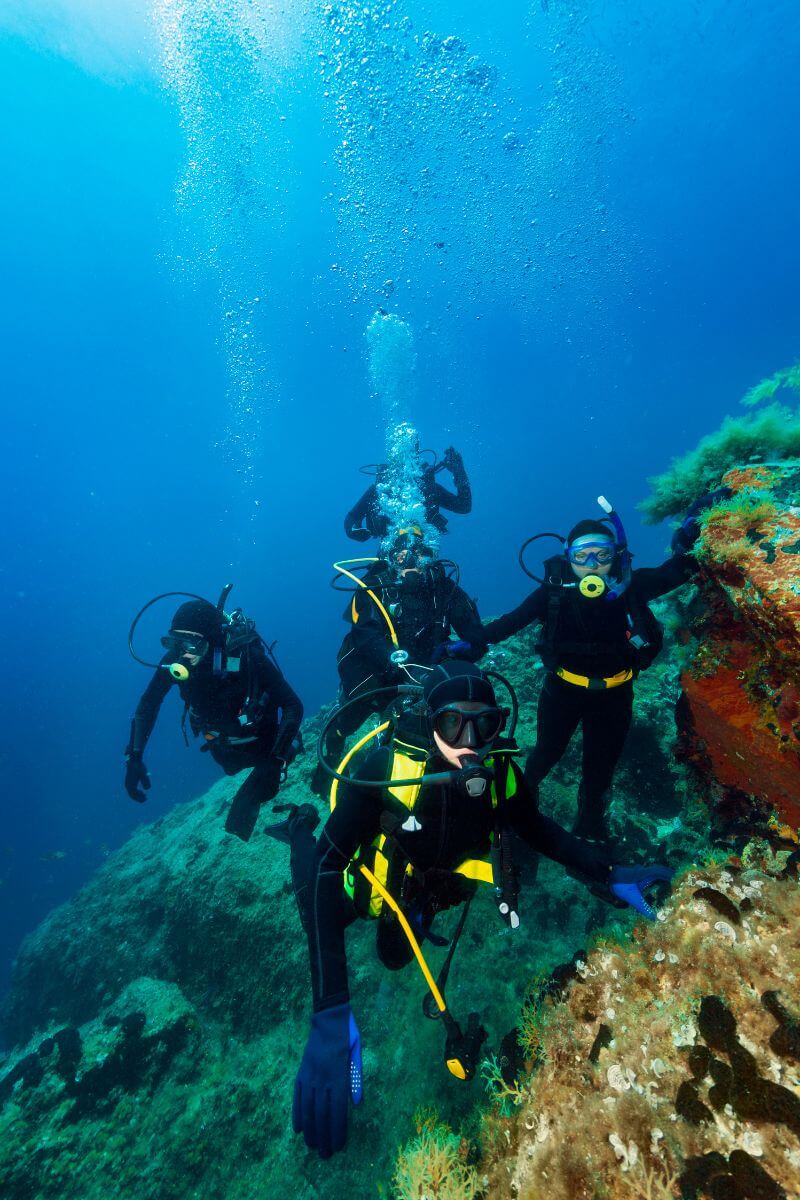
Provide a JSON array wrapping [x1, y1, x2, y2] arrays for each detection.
[[579, 574, 606, 599]]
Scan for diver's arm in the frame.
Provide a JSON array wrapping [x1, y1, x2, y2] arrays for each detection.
[[304, 757, 386, 1011], [508, 767, 611, 884], [633, 555, 697, 603], [447, 584, 487, 657], [481, 587, 547, 646], [260, 657, 304, 762], [126, 665, 173, 758], [344, 486, 374, 542], [432, 449, 472, 514]]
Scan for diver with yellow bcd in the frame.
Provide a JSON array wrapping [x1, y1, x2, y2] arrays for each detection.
[[124, 584, 303, 841], [270, 660, 674, 1160], [310, 525, 486, 796]]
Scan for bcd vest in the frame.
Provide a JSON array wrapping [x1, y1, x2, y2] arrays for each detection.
[[343, 746, 519, 920], [537, 555, 664, 674]]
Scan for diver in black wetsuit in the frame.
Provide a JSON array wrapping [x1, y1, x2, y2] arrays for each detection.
[[274, 661, 673, 1160], [311, 526, 485, 794], [480, 493, 724, 842], [344, 446, 471, 542], [124, 590, 303, 842]]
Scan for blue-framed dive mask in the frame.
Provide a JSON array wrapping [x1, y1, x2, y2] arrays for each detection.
[[566, 540, 615, 568]]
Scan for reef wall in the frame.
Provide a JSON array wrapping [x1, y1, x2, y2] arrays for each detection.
[[678, 460, 800, 830]]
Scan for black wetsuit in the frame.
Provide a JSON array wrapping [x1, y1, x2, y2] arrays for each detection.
[[295, 745, 611, 1011], [327, 563, 485, 760], [344, 459, 472, 542], [129, 640, 303, 839], [481, 555, 695, 839]]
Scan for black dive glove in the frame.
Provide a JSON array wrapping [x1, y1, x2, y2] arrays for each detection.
[[125, 753, 151, 803], [671, 486, 732, 555], [442, 445, 463, 474], [346, 526, 371, 543]]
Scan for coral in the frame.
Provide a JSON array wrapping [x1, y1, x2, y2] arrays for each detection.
[[393, 1120, 480, 1200], [468, 861, 800, 1200], [480, 1054, 527, 1116], [673, 460, 800, 827]]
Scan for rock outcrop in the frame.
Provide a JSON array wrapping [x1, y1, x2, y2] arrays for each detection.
[[678, 461, 800, 830]]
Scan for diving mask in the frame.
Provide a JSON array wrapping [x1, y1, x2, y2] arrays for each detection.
[[432, 705, 506, 747], [160, 631, 210, 660], [566, 541, 615, 567]]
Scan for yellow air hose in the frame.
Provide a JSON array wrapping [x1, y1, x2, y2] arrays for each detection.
[[330, 721, 391, 811], [333, 558, 400, 649], [358, 863, 447, 1015]]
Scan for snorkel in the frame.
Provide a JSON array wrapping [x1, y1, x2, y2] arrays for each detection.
[[596, 496, 632, 600], [517, 497, 632, 600]]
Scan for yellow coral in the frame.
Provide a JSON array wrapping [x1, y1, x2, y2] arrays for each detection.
[[394, 1124, 480, 1200]]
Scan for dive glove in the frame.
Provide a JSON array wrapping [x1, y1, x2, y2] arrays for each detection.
[[432, 639, 474, 664], [347, 527, 371, 543], [293, 1002, 363, 1158], [442, 446, 463, 473], [608, 864, 674, 921], [124, 754, 151, 803]]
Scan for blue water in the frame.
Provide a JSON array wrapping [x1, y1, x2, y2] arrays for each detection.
[[1, 0, 798, 1006]]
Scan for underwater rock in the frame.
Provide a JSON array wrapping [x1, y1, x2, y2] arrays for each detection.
[[472, 861, 800, 1199], [679, 460, 800, 827]]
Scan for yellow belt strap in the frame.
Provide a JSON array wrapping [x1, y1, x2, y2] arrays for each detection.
[[556, 667, 633, 690]]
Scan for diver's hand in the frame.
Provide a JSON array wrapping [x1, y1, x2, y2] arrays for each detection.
[[125, 754, 151, 803], [442, 446, 464, 474], [346, 526, 371, 543], [293, 1003, 363, 1159], [432, 639, 474, 664], [671, 486, 732, 554], [608, 865, 674, 921]]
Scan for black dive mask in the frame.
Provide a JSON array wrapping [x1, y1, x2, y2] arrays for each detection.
[[432, 706, 506, 747], [160, 632, 210, 659]]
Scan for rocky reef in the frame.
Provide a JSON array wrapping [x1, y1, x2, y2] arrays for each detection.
[[408, 850, 799, 1200], [678, 460, 800, 831]]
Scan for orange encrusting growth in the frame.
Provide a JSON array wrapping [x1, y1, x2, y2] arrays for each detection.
[[682, 462, 800, 826]]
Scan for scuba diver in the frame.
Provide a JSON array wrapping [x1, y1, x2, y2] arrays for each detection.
[[344, 445, 471, 542], [478, 491, 726, 844], [124, 584, 304, 842], [269, 660, 673, 1159], [310, 525, 485, 796]]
